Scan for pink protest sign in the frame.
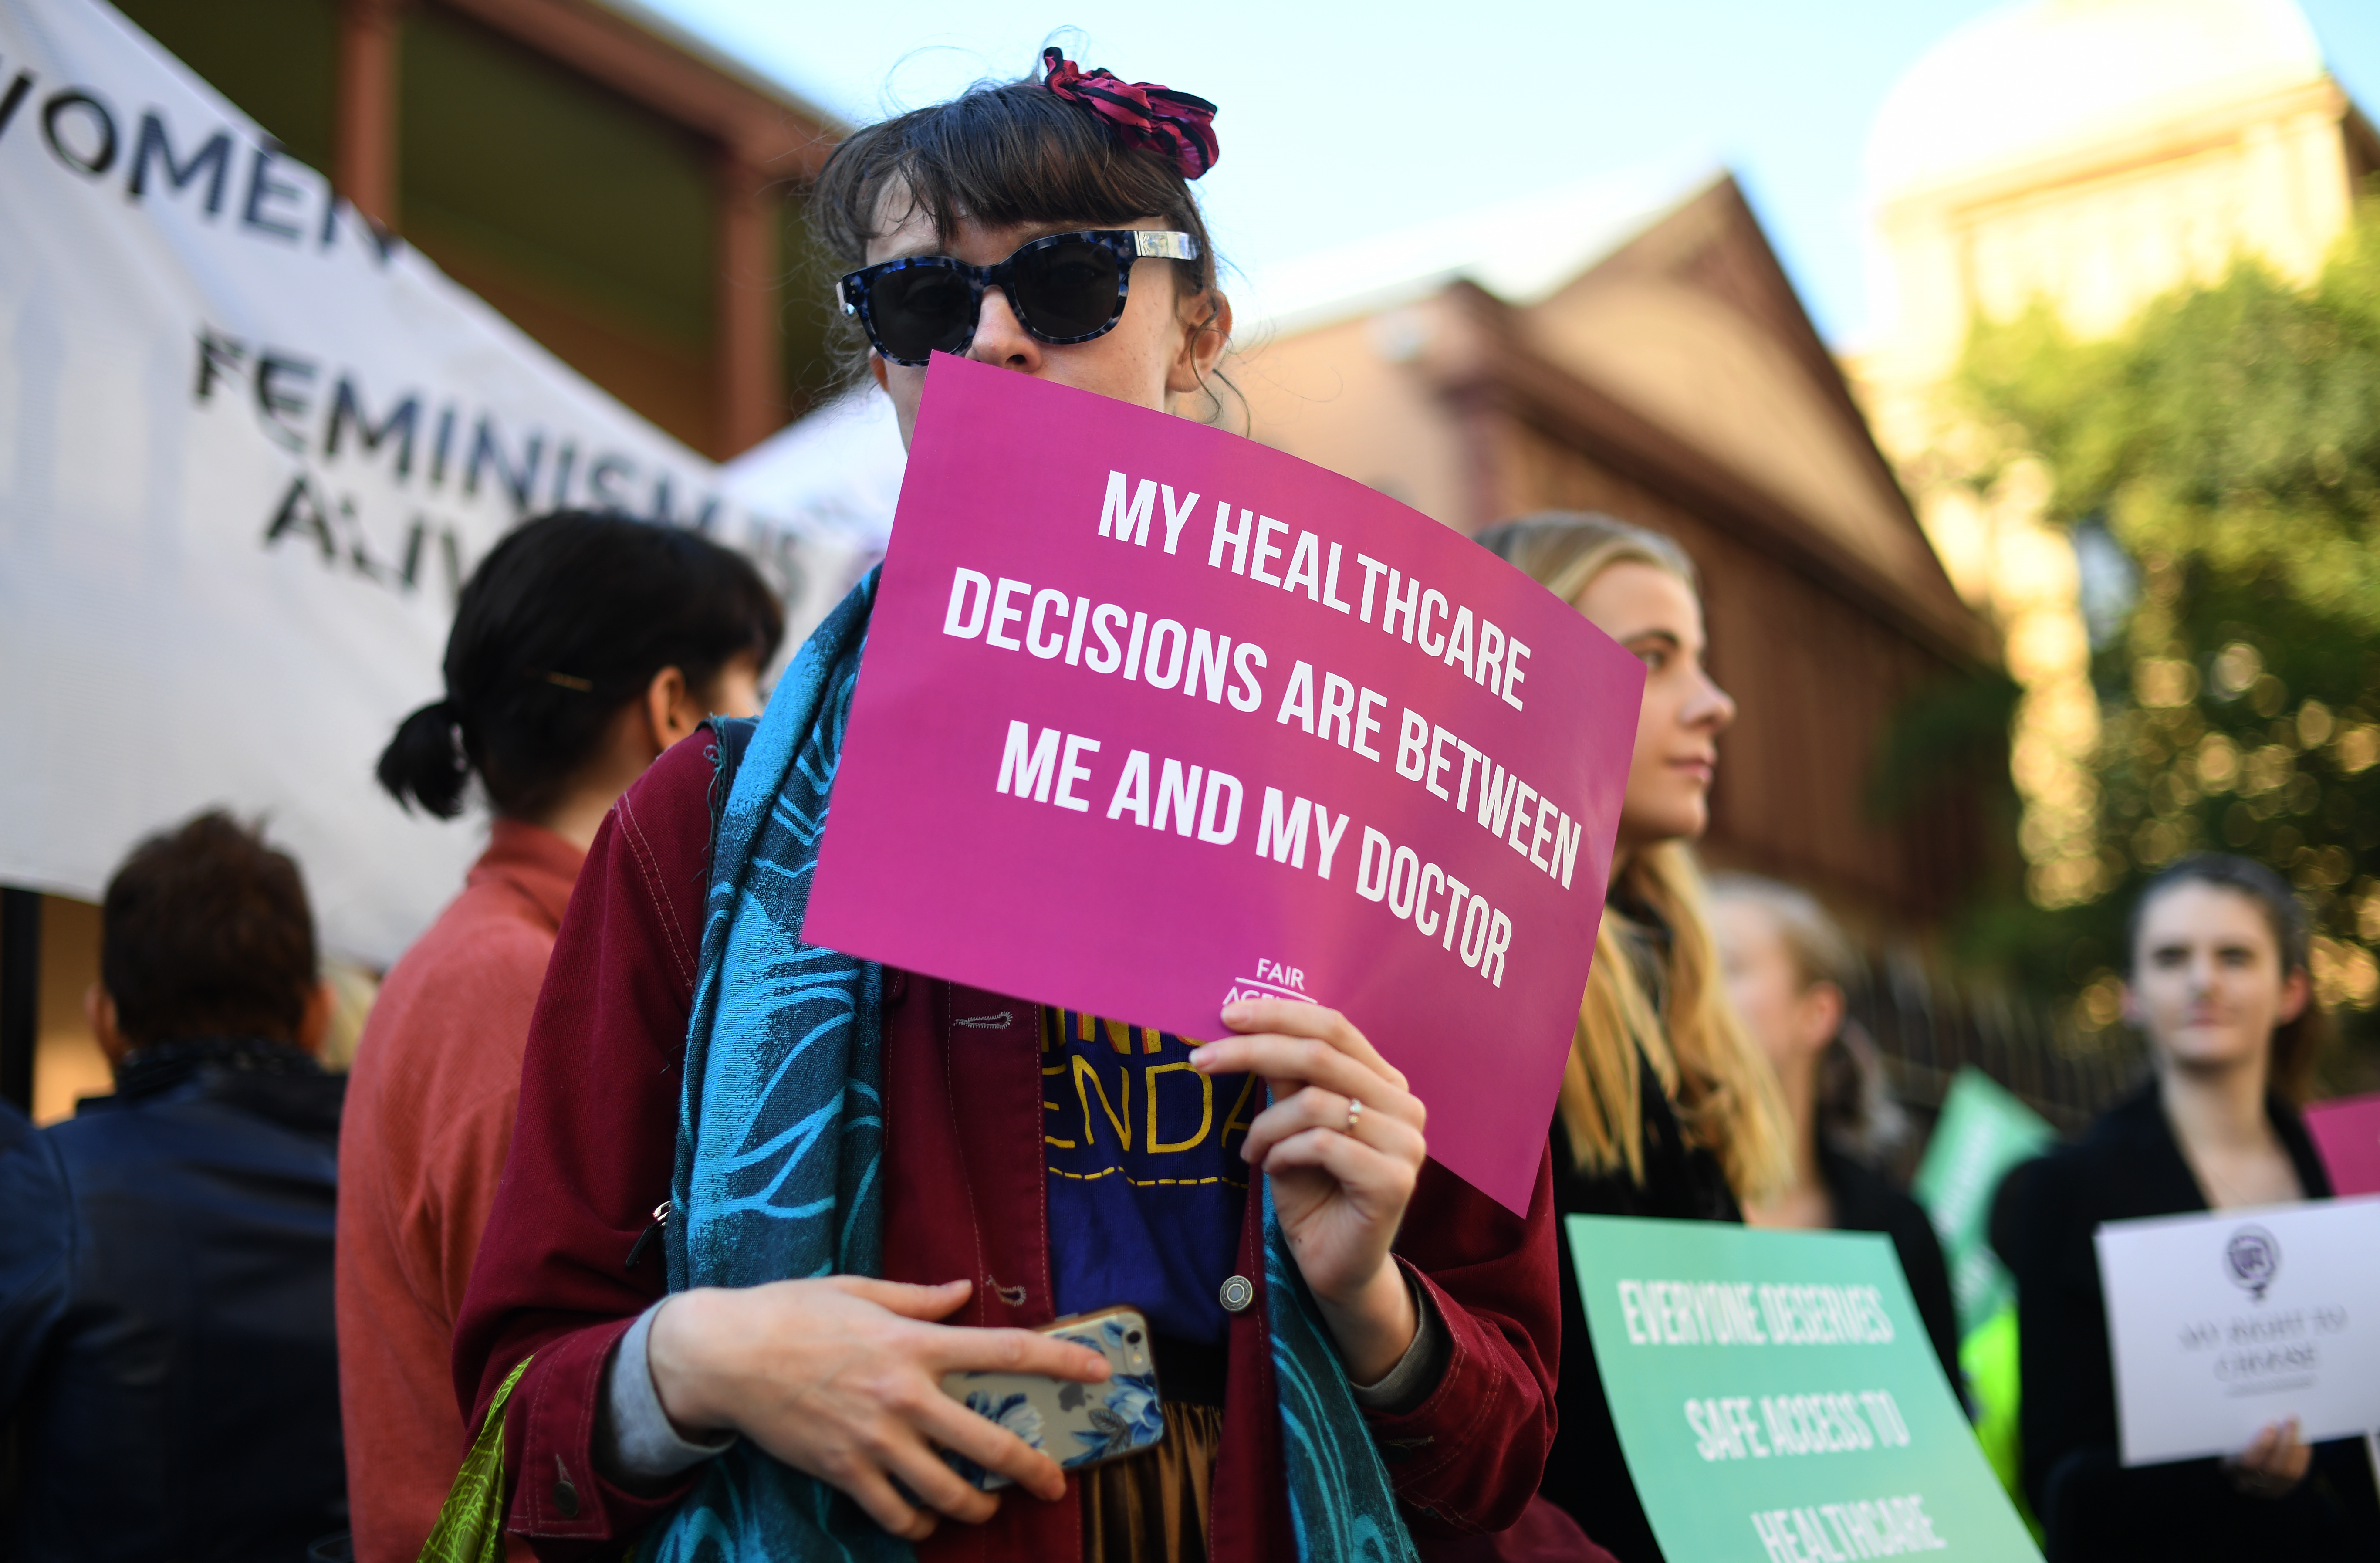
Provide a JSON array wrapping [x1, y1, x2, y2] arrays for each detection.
[[806, 355, 1643, 1214], [2306, 1093, 2380, 1198]]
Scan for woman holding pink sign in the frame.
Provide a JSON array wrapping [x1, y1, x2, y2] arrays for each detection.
[[1478, 513, 1795, 1563], [443, 51, 1567, 1563], [2004, 855, 2380, 1560]]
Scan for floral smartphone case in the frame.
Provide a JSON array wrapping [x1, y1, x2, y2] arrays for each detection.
[[940, 1306, 1165, 1490]]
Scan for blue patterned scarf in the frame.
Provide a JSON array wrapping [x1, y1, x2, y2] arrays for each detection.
[[649, 573, 1417, 1562]]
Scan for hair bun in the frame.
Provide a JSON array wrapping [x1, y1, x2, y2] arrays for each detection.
[[376, 698, 471, 819]]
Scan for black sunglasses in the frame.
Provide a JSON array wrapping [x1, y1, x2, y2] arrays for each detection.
[[838, 229, 1201, 368]]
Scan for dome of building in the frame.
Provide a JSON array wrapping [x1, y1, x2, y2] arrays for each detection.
[[1868, 0, 2327, 196]]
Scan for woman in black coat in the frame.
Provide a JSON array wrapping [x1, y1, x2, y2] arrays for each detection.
[[1709, 874, 1964, 1396], [2003, 854, 2380, 1560]]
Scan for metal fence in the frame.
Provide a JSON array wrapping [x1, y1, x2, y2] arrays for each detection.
[[1853, 953, 2148, 1154]]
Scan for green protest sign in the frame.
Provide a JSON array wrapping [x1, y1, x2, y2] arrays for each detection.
[[1911, 1069, 2054, 1338], [1569, 1215, 2041, 1563]]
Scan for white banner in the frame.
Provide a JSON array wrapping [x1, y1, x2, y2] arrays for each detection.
[[0, 0, 865, 964], [720, 385, 906, 555]]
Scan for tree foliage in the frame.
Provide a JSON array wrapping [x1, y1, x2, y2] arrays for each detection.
[[1960, 204, 2380, 1081]]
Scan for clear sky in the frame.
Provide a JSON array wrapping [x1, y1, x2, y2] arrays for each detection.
[[639, 0, 2380, 347]]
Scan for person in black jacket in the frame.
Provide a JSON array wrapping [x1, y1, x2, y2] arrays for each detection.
[[1478, 514, 1795, 1561], [0, 1097, 68, 1534], [0, 812, 348, 1563], [2003, 853, 2380, 1560], [1708, 873, 1964, 1397]]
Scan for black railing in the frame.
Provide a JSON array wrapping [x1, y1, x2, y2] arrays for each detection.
[[1853, 954, 2147, 1150]]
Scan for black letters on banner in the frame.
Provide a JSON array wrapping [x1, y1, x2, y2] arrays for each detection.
[[322, 196, 401, 264], [4, 57, 407, 268], [589, 453, 637, 512], [327, 379, 420, 479], [648, 474, 719, 533], [127, 110, 231, 213], [241, 142, 301, 240], [0, 71, 33, 143], [255, 352, 320, 450], [193, 328, 247, 401], [41, 88, 116, 176], [195, 322, 722, 585], [265, 474, 336, 562], [463, 418, 543, 512], [262, 473, 470, 603]]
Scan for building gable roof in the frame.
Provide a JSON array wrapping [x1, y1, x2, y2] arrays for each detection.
[[1519, 177, 1981, 658]]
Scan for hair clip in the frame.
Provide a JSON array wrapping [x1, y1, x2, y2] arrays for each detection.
[[1039, 47, 1219, 181]]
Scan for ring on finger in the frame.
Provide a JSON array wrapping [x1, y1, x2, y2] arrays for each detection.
[[1345, 1097, 1364, 1138]]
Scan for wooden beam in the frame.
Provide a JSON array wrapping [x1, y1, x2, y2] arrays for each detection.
[[434, 0, 837, 176], [712, 151, 782, 459], [335, 0, 402, 227]]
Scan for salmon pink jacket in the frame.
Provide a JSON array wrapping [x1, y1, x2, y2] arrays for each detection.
[[451, 729, 1561, 1560]]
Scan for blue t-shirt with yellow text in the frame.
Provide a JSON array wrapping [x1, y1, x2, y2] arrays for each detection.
[[1042, 1009, 1254, 1343]]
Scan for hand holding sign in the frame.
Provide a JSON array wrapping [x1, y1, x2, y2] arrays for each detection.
[[2220, 1417, 2310, 1497], [807, 354, 1643, 1215], [1193, 997, 1429, 1382]]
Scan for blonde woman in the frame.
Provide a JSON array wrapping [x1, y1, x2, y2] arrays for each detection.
[[1708, 873, 1961, 1393], [1476, 513, 1792, 1560]]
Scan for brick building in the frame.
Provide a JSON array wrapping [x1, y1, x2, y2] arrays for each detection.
[[1238, 172, 1999, 937]]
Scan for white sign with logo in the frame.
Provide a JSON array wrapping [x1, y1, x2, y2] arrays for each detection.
[[0, 0, 866, 963], [2096, 1195, 2380, 1466]]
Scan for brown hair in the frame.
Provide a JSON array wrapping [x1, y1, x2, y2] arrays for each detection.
[[101, 811, 318, 1048], [809, 67, 1231, 411], [1474, 511, 1793, 1203], [2127, 853, 2324, 1102], [1708, 873, 1907, 1162]]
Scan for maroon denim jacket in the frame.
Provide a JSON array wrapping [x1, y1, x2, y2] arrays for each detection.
[[451, 731, 1561, 1561]]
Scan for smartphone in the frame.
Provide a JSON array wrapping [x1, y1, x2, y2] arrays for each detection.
[[939, 1305, 1165, 1490]]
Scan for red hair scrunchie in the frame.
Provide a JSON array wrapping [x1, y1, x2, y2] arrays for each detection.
[[1039, 47, 1219, 181]]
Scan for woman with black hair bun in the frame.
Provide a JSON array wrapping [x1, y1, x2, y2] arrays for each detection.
[[370, 511, 783, 836], [2004, 853, 2380, 1560], [338, 511, 781, 1563]]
